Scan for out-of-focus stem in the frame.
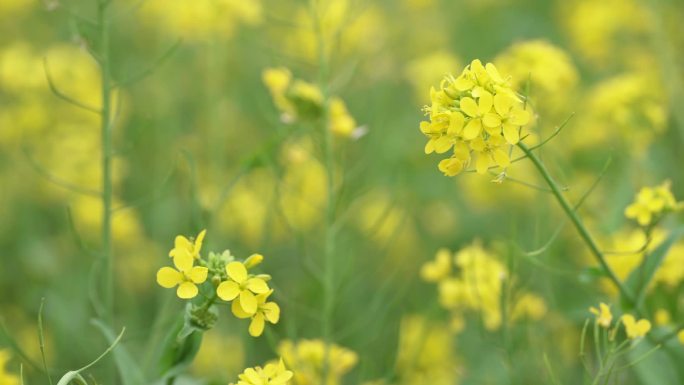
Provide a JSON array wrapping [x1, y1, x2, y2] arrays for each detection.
[[517, 142, 636, 306]]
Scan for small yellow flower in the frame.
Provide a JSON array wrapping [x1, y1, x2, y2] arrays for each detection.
[[460, 91, 493, 140], [621, 314, 651, 339], [654, 308, 671, 326], [169, 229, 206, 271], [678, 330, 684, 345], [482, 93, 530, 144], [232, 289, 281, 337], [156, 261, 208, 299], [470, 134, 510, 174], [589, 302, 613, 328], [0, 350, 19, 385], [625, 181, 681, 226], [231, 358, 293, 385], [420, 248, 452, 282], [216, 261, 270, 314]]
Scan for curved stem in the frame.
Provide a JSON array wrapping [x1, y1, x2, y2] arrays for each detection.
[[517, 142, 636, 305]]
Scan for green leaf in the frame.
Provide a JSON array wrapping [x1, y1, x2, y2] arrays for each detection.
[[92, 319, 147, 385], [628, 338, 680, 385], [622, 227, 684, 309]]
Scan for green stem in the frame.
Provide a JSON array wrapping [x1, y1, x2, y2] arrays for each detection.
[[517, 143, 636, 305], [97, 0, 114, 321]]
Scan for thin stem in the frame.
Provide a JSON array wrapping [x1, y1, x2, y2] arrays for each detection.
[[517, 142, 636, 306]]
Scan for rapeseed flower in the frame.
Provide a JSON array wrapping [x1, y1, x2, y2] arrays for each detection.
[[589, 302, 612, 328], [231, 359, 293, 385], [217, 261, 270, 314], [420, 59, 531, 177], [678, 330, 684, 345], [169, 229, 206, 271], [420, 248, 452, 282], [156, 260, 208, 299], [625, 181, 681, 226], [0, 350, 19, 385], [231, 289, 281, 337], [621, 314, 651, 339], [278, 339, 357, 385]]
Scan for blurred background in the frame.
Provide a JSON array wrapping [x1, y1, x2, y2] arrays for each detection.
[[1, 0, 684, 384]]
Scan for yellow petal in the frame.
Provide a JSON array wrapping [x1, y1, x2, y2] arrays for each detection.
[[460, 97, 479, 117], [226, 261, 248, 283], [173, 254, 193, 272], [502, 124, 519, 144], [433, 136, 453, 154], [424, 139, 436, 154], [485, 63, 504, 83], [217, 281, 241, 301], [174, 235, 191, 251], [476, 153, 489, 174], [510, 108, 530, 126], [262, 302, 281, 324], [477, 91, 493, 114], [157, 267, 183, 288], [176, 282, 198, 299], [493, 149, 510, 168], [188, 266, 208, 284], [482, 113, 501, 128], [448, 112, 465, 135], [469, 136, 485, 152], [246, 278, 270, 294], [249, 313, 266, 337], [463, 119, 482, 140], [244, 253, 264, 269], [231, 297, 252, 319], [493, 93, 513, 116], [240, 290, 258, 314]]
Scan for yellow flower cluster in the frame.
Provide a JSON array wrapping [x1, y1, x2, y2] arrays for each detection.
[[625, 181, 681, 227], [230, 359, 293, 385], [0, 350, 19, 385], [156, 230, 280, 337], [262, 67, 360, 138], [588, 303, 651, 339], [420, 59, 531, 176], [422, 243, 546, 331], [589, 302, 612, 328], [278, 339, 358, 385]]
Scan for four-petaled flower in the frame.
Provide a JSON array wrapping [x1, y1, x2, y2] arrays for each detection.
[[470, 134, 510, 175], [169, 229, 206, 271], [231, 359, 293, 385], [483, 93, 530, 144], [156, 260, 208, 299], [461, 91, 493, 140], [621, 314, 651, 339], [625, 181, 681, 226], [232, 289, 281, 337], [589, 302, 613, 328], [217, 261, 270, 314]]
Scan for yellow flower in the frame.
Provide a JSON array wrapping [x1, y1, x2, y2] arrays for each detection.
[[169, 229, 206, 271], [625, 181, 680, 226], [278, 339, 357, 385], [589, 302, 613, 328], [232, 289, 280, 337], [419, 59, 529, 177], [328, 97, 359, 138], [231, 358, 293, 385], [621, 314, 651, 339], [654, 308, 671, 326], [678, 330, 684, 345], [216, 261, 270, 314], [0, 350, 19, 385], [156, 260, 209, 299], [420, 248, 452, 282]]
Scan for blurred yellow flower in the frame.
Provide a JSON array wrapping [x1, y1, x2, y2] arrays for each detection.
[[654, 309, 671, 326], [678, 330, 684, 345], [625, 181, 681, 226], [231, 289, 281, 337], [156, 262, 208, 300], [621, 314, 651, 339], [0, 350, 18, 385], [169, 229, 206, 271], [278, 339, 357, 385], [217, 261, 270, 314], [420, 248, 452, 282], [420, 59, 531, 177], [231, 359, 293, 385], [589, 302, 613, 328], [328, 97, 359, 138]]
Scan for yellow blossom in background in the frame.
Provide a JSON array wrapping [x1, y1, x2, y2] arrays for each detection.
[[231, 359, 293, 385], [678, 330, 684, 345], [0, 0, 32, 16], [420, 59, 531, 176], [192, 329, 245, 379], [589, 302, 613, 328], [231, 289, 280, 337], [169, 229, 206, 271], [328, 97, 359, 138], [217, 261, 270, 314], [138, 0, 262, 41], [420, 248, 452, 282], [494, 40, 578, 114], [404, 51, 461, 103], [278, 339, 357, 385], [156, 261, 208, 299], [621, 314, 651, 339], [625, 181, 681, 226], [0, 350, 19, 385], [654, 309, 671, 326]]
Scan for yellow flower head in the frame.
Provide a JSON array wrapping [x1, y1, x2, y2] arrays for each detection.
[[231, 358, 293, 385], [625, 181, 681, 226], [0, 350, 19, 385], [678, 330, 684, 345], [278, 339, 357, 385], [420, 248, 452, 282], [621, 314, 651, 339], [169, 229, 206, 271], [420, 59, 531, 177], [232, 289, 281, 337], [589, 302, 613, 328], [216, 261, 270, 314], [156, 259, 209, 299]]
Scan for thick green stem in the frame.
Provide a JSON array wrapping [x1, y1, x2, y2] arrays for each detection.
[[517, 143, 636, 305], [98, 0, 114, 321]]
